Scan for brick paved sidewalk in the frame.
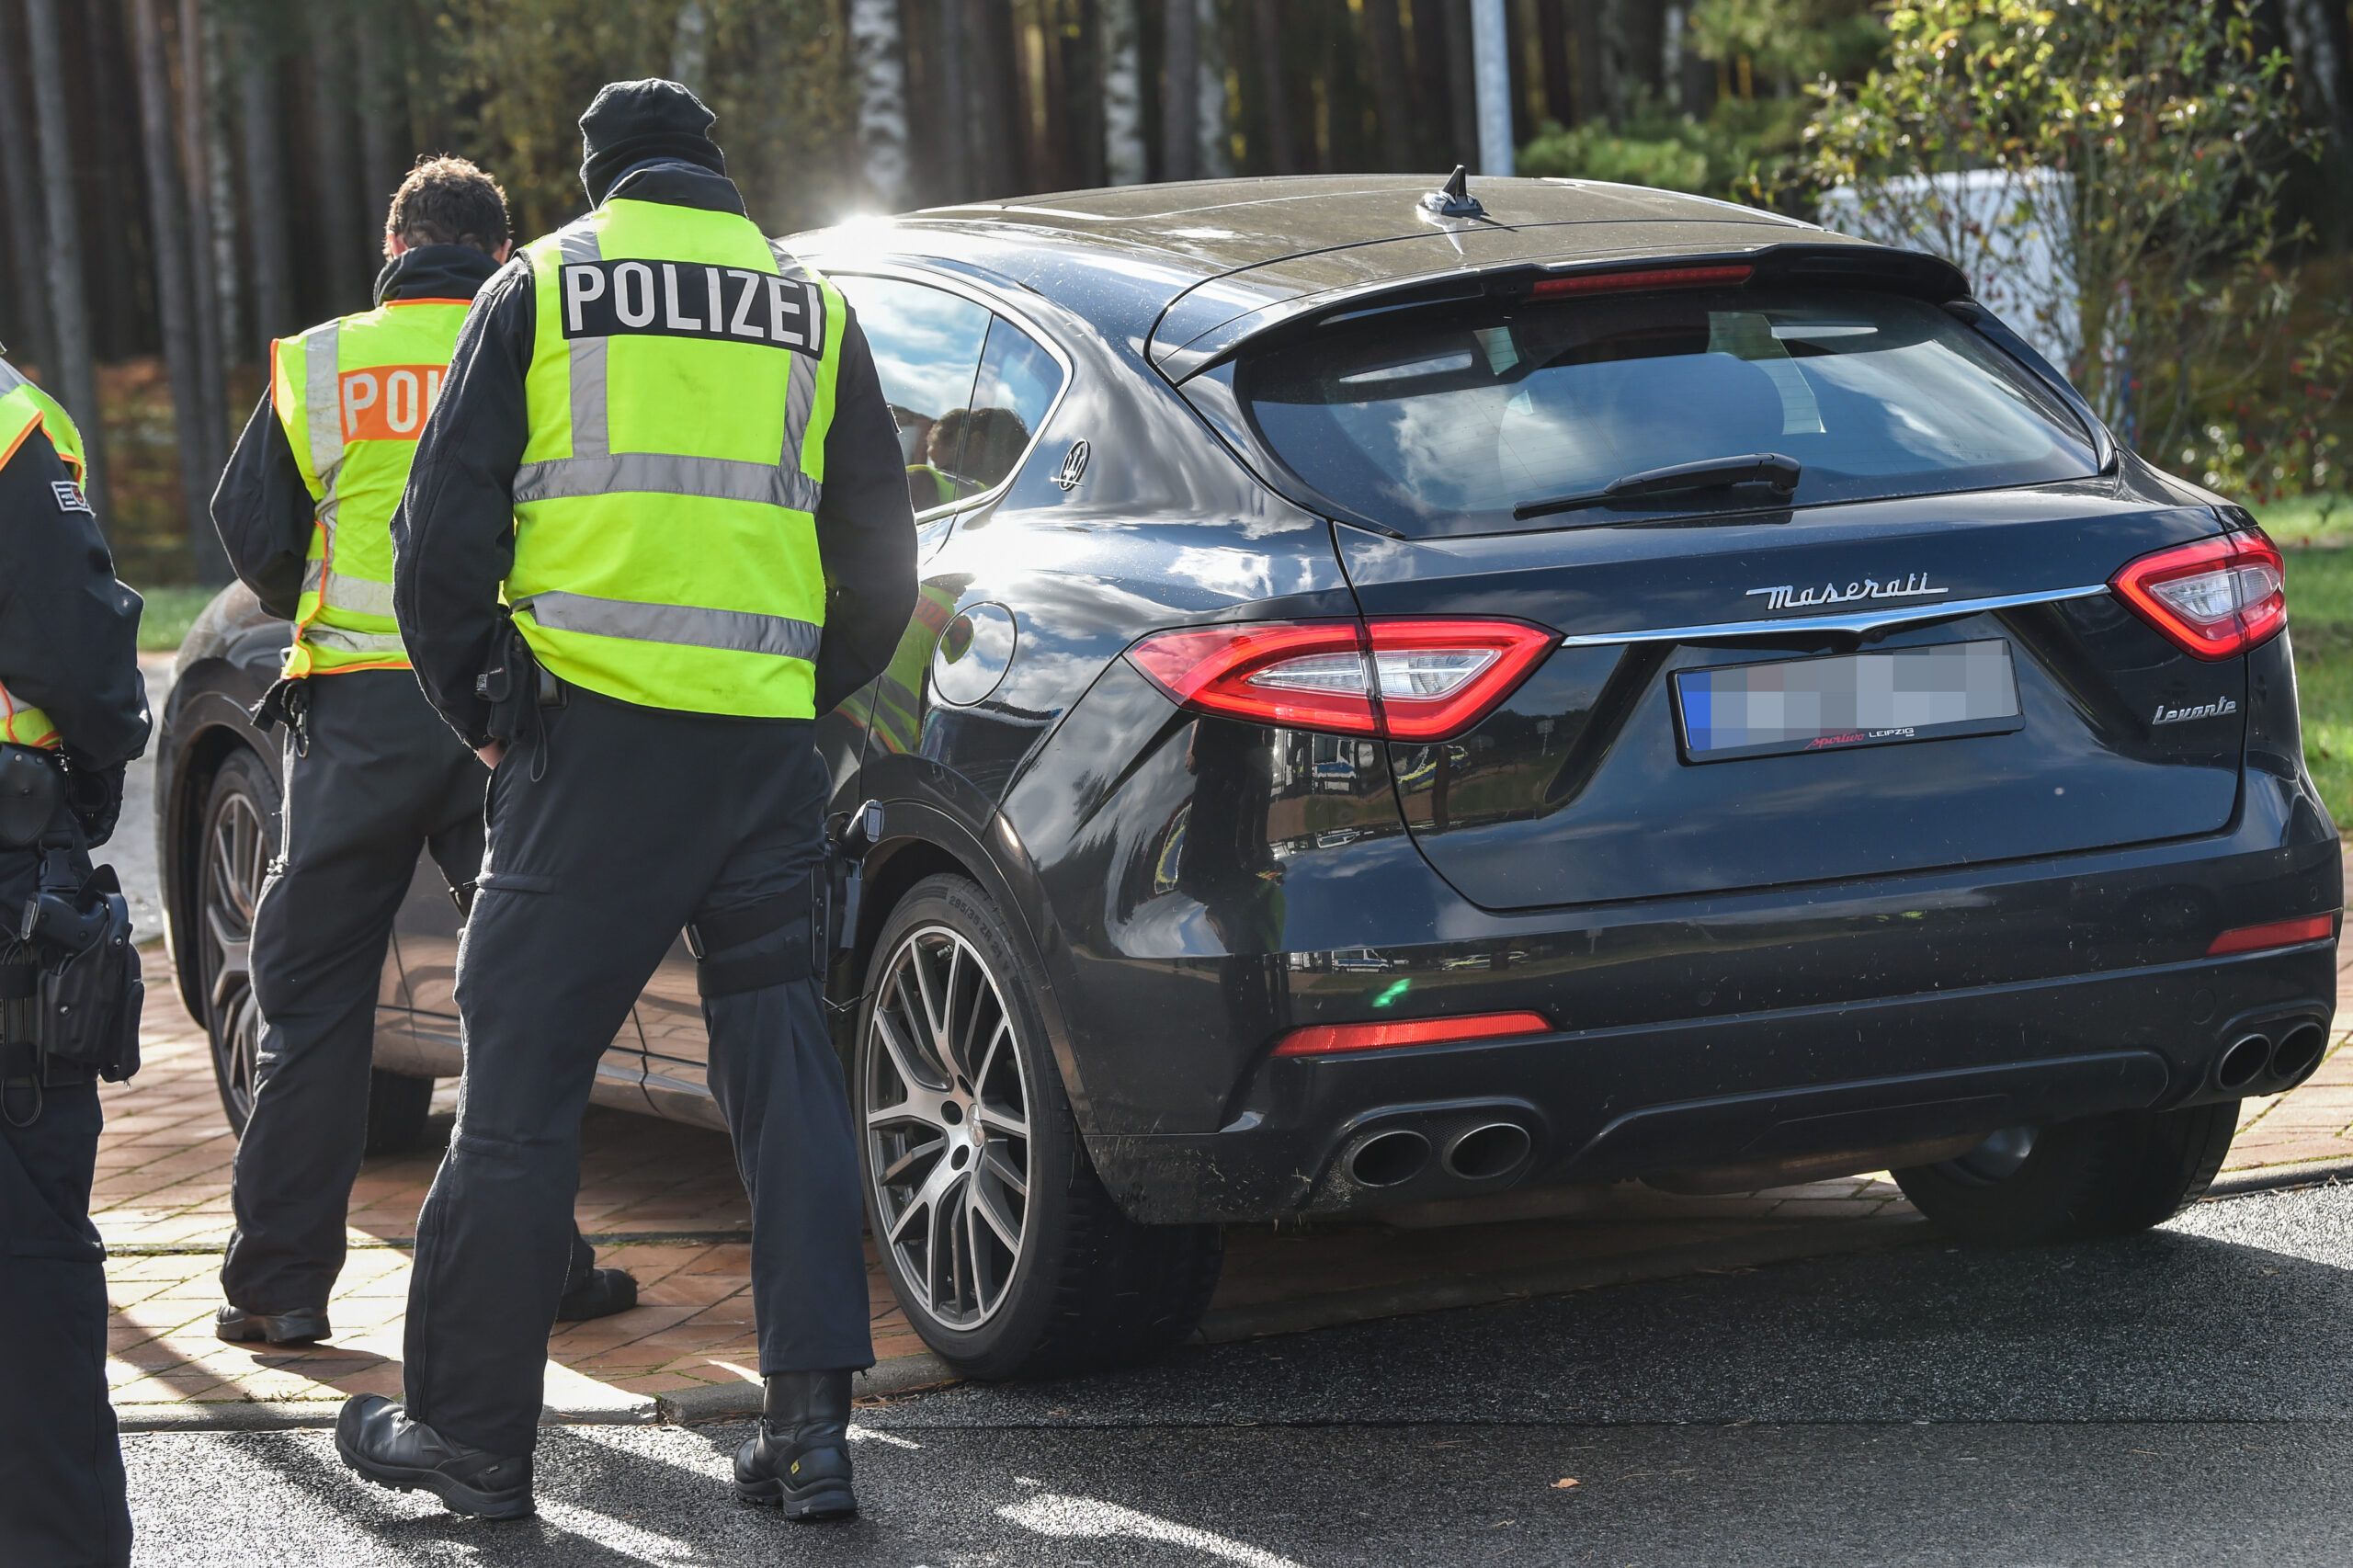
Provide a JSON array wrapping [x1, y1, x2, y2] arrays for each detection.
[[99, 938, 2353, 1418]]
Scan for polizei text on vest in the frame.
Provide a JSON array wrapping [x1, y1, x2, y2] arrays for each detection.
[[561, 260, 826, 355]]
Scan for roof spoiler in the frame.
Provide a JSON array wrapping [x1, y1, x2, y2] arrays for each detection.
[[1152, 240, 1973, 384]]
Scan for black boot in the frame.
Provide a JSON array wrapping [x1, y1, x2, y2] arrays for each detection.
[[214, 1303, 330, 1345], [734, 1369, 858, 1520], [554, 1267, 639, 1322], [335, 1394, 534, 1519]]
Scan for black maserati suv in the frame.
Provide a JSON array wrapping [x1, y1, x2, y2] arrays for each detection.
[[157, 174, 2341, 1379]]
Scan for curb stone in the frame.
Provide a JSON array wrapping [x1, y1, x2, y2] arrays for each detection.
[[657, 1352, 961, 1424]]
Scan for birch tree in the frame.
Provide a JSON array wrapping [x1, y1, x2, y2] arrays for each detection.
[[848, 0, 909, 208]]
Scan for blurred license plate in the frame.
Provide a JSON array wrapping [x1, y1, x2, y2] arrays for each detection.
[[1673, 640, 2023, 763]]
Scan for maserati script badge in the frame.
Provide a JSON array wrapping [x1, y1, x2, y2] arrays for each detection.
[[1746, 573, 1947, 612]]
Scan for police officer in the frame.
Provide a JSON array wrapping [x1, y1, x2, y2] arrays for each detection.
[[0, 354, 148, 1565], [334, 81, 915, 1521], [210, 157, 637, 1346]]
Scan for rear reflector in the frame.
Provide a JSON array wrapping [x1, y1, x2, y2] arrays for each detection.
[[1531, 264, 1753, 298], [1273, 1011, 1553, 1057], [2109, 528, 2287, 660], [1126, 618, 1556, 741], [2206, 914, 2338, 956]]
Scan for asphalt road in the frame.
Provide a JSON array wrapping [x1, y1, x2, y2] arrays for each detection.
[[126, 1181, 2353, 1566]]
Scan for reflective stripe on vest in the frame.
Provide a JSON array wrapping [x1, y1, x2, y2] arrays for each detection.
[[272, 299, 472, 676], [0, 360, 84, 750], [0, 680, 61, 750], [509, 203, 842, 719], [0, 358, 87, 480]]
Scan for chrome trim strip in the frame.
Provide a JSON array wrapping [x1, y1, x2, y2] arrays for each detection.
[[1556, 584, 2110, 648]]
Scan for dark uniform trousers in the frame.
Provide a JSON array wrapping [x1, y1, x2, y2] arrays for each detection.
[[222, 670, 489, 1312], [404, 688, 873, 1457], [0, 835, 131, 1566]]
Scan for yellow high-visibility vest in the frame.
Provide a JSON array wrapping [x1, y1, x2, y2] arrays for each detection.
[[272, 296, 473, 676], [510, 198, 843, 718], [0, 358, 90, 749]]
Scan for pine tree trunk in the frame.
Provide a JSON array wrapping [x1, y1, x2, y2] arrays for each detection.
[[0, 2, 58, 374], [176, 0, 232, 559], [236, 3, 292, 348], [353, 1, 403, 223], [1443, 0, 1478, 165], [1364, 0, 1416, 170], [849, 0, 911, 208], [21, 0, 108, 519], [133, 0, 230, 581], [1534, 0, 1573, 125], [305, 0, 362, 313], [1102, 0, 1145, 183], [933, 0, 973, 199], [2279, 0, 2353, 240], [1408, 0, 1453, 165], [1246, 0, 1293, 174], [972, 0, 1025, 196], [1572, 0, 1607, 124], [1161, 0, 1197, 181], [197, 0, 243, 359], [1193, 0, 1230, 177], [1068, 0, 1107, 188]]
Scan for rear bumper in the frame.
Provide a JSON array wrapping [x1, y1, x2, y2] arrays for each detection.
[[1088, 939, 2336, 1225]]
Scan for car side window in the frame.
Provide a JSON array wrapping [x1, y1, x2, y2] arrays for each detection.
[[932, 316, 1067, 494], [831, 275, 992, 518]]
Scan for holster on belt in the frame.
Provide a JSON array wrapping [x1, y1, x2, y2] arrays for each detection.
[[474, 622, 564, 745], [17, 856, 142, 1085], [250, 676, 312, 754], [0, 747, 142, 1100]]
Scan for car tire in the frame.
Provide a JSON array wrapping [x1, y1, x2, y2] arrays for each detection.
[[856, 873, 1222, 1380], [199, 747, 278, 1139], [1892, 1102, 2239, 1244], [198, 745, 438, 1154]]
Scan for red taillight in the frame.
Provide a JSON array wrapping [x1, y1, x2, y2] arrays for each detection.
[[1530, 263, 1753, 298], [2206, 914, 2338, 956], [1273, 1010, 1552, 1057], [1125, 618, 1556, 741], [2109, 528, 2287, 660]]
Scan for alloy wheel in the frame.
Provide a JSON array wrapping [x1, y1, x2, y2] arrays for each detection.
[[863, 924, 1034, 1329], [201, 780, 270, 1131]]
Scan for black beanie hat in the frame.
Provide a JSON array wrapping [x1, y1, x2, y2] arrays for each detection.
[[578, 79, 726, 205]]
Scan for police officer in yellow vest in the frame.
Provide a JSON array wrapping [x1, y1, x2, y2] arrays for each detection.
[[210, 158, 637, 1346], [0, 355, 148, 1565], [334, 83, 915, 1522]]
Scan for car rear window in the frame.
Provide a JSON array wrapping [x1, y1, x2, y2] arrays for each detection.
[[1235, 288, 2100, 537]]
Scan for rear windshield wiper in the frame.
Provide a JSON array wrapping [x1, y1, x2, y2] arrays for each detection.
[[1512, 452, 1802, 523]]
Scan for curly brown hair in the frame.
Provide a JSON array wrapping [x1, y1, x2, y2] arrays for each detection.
[[383, 156, 510, 257]]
